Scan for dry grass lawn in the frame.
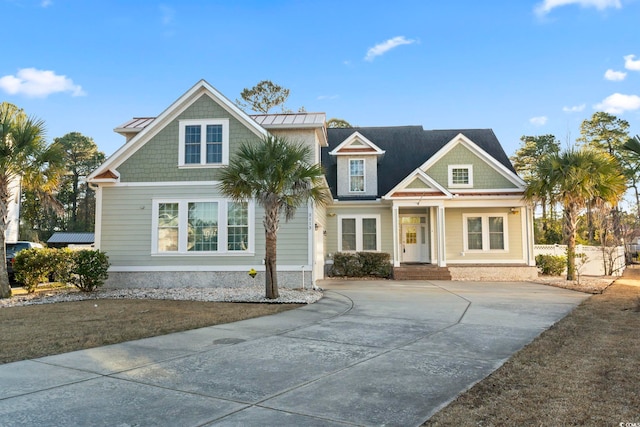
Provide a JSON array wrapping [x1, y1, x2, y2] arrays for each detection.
[[425, 271, 640, 426], [0, 299, 300, 364]]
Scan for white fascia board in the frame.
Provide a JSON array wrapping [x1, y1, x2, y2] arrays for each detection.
[[328, 131, 385, 156], [449, 188, 524, 194], [328, 201, 390, 210], [445, 197, 526, 208], [261, 122, 325, 129], [101, 180, 222, 188], [383, 169, 452, 199], [88, 80, 268, 182]]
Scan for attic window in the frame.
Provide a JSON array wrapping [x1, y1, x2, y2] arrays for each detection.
[[349, 159, 365, 192], [179, 119, 229, 167], [448, 164, 473, 188]]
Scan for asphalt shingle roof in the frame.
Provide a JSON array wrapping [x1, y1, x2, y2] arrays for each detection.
[[322, 126, 516, 200]]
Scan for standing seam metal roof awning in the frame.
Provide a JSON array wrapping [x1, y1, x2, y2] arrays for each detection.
[[47, 232, 95, 244]]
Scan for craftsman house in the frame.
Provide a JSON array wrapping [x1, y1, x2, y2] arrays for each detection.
[[87, 80, 536, 288]]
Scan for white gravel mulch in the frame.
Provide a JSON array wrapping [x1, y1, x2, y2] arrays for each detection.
[[0, 285, 324, 308], [533, 275, 616, 294]]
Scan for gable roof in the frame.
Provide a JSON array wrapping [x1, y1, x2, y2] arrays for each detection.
[[329, 131, 385, 158], [322, 126, 518, 200], [88, 79, 268, 182], [252, 112, 326, 128], [385, 169, 452, 199]]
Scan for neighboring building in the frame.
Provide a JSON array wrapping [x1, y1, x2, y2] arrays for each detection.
[[87, 80, 536, 289], [47, 232, 95, 249]]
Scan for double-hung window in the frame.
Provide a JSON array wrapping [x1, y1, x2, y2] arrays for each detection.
[[448, 164, 473, 188], [349, 159, 365, 192], [153, 199, 252, 254], [463, 214, 507, 251], [338, 215, 380, 251], [179, 119, 229, 167]]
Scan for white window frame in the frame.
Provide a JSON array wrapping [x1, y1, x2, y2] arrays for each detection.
[[151, 198, 254, 255], [448, 164, 473, 188], [178, 119, 230, 167], [462, 213, 508, 252], [349, 158, 365, 193], [337, 214, 381, 252]]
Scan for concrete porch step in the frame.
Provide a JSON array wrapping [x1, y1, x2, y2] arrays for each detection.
[[393, 265, 452, 280]]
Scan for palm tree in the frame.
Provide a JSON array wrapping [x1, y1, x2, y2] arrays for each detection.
[[0, 102, 63, 298], [218, 135, 329, 299], [622, 135, 640, 216], [524, 148, 626, 280]]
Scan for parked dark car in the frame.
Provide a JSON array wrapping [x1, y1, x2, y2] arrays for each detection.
[[6, 241, 44, 285]]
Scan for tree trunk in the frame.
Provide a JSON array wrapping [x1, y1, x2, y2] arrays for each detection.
[[263, 202, 280, 299], [71, 172, 79, 230], [586, 202, 595, 244], [564, 206, 577, 281], [0, 177, 12, 298], [264, 230, 279, 299], [634, 183, 640, 218]]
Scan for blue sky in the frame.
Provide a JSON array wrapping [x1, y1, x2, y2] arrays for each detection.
[[2, 0, 639, 159]]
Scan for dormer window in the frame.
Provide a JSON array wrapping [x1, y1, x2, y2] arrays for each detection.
[[179, 119, 229, 167], [349, 159, 365, 192], [448, 164, 473, 188]]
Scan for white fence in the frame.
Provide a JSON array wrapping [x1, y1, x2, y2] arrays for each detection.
[[534, 244, 626, 277]]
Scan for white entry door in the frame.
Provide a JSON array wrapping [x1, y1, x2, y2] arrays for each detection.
[[402, 224, 421, 262]]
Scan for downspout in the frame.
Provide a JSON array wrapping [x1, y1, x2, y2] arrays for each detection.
[[88, 182, 101, 250]]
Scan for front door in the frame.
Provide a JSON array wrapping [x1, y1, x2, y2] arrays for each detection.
[[402, 224, 421, 262], [400, 215, 430, 263]]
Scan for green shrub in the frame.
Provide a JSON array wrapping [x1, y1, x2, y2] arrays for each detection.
[[48, 248, 74, 284], [330, 252, 392, 278], [14, 248, 53, 293], [69, 250, 110, 292], [535, 254, 566, 276], [358, 252, 392, 278], [331, 252, 362, 277]]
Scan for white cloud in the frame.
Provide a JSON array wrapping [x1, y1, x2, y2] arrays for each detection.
[[604, 69, 626, 81], [159, 4, 175, 25], [563, 104, 586, 112], [41, 0, 53, 7], [530, 116, 548, 126], [534, 0, 621, 16], [594, 93, 640, 114], [0, 68, 85, 98], [365, 36, 416, 62], [624, 54, 640, 71]]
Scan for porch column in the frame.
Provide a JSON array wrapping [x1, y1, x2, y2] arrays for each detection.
[[437, 206, 446, 267], [525, 205, 536, 266], [392, 205, 400, 267]]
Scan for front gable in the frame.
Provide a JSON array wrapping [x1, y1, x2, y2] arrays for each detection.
[[328, 131, 385, 157], [330, 131, 386, 198], [384, 169, 452, 199], [115, 94, 264, 182], [88, 80, 268, 184], [421, 134, 525, 193]]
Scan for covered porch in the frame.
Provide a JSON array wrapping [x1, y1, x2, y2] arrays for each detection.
[[391, 203, 446, 268], [389, 199, 538, 281]]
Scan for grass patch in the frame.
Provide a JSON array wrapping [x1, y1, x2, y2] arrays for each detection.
[[425, 278, 640, 425], [0, 299, 300, 364]]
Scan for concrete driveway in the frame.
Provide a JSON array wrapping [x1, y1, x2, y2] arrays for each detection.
[[0, 280, 588, 426]]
